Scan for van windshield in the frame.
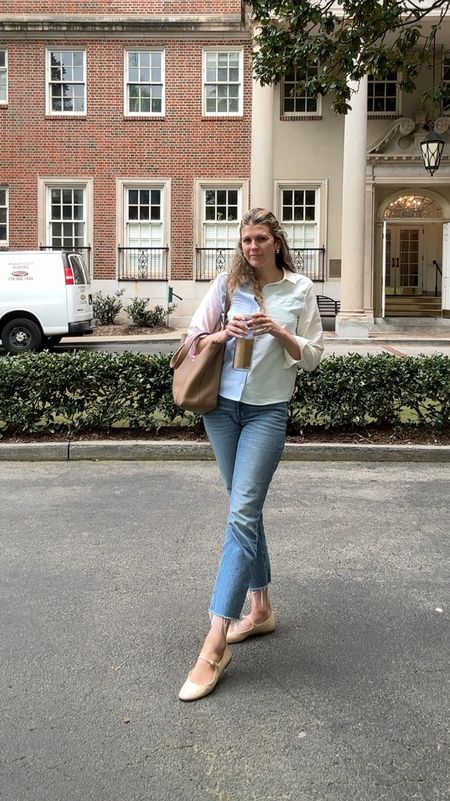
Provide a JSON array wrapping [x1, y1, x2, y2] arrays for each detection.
[[68, 254, 88, 285]]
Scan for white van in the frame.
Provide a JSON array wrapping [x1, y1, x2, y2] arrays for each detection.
[[0, 250, 96, 354]]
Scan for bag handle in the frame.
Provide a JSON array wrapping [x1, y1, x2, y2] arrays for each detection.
[[170, 279, 231, 369]]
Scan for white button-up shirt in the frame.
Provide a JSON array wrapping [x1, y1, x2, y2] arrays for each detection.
[[188, 270, 324, 405]]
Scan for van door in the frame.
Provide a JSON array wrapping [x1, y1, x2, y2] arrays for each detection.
[[64, 252, 94, 323]]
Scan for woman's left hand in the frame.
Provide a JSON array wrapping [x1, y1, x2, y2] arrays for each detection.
[[247, 312, 284, 339]]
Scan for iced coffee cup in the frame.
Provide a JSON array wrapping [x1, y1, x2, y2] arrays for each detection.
[[233, 316, 255, 370]]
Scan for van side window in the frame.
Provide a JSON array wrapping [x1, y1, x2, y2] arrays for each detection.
[[69, 254, 88, 285]]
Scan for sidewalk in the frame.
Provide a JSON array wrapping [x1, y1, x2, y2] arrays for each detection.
[[69, 326, 450, 347]]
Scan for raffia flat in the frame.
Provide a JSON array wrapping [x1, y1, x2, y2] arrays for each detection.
[[178, 646, 233, 702], [226, 611, 276, 644]]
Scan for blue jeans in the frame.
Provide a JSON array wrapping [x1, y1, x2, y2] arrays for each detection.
[[203, 395, 288, 619]]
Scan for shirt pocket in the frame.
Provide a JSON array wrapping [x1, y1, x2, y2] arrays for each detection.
[[270, 295, 304, 332]]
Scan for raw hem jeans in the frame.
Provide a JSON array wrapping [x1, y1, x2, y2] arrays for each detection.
[[203, 395, 288, 620]]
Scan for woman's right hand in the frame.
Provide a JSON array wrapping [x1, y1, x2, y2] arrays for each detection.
[[196, 315, 249, 351], [226, 313, 250, 339]]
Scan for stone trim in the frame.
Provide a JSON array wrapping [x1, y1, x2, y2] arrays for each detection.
[[0, 15, 248, 37]]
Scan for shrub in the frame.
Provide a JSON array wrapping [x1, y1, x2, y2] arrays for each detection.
[[126, 297, 176, 327], [289, 353, 450, 431], [93, 289, 125, 325], [0, 352, 448, 437]]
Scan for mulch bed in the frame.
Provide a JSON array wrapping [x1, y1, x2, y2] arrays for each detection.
[[92, 324, 175, 336]]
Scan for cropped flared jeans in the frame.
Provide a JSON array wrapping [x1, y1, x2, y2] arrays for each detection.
[[202, 395, 288, 620]]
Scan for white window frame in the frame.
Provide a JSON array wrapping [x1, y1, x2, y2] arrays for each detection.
[[194, 179, 249, 279], [38, 178, 93, 256], [367, 71, 400, 117], [116, 178, 171, 279], [202, 48, 243, 117], [0, 186, 9, 245], [281, 65, 321, 118], [0, 48, 8, 105], [124, 49, 165, 117], [276, 180, 328, 272], [46, 48, 87, 116]]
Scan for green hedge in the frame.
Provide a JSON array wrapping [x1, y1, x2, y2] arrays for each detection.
[[0, 351, 449, 436]]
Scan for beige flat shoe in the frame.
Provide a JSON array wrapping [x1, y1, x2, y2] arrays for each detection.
[[178, 646, 233, 702], [226, 611, 276, 644]]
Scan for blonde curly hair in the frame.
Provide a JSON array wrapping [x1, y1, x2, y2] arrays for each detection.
[[227, 208, 296, 308]]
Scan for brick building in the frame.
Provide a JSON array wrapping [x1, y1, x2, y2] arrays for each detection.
[[0, 2, 251, 325], [3, 3, 450, 335]]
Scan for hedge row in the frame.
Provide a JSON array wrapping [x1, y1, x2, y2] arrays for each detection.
[[0, 351, 449, 436]]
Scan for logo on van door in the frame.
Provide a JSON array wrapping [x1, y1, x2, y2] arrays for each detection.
[[11, 270, 29, 277]]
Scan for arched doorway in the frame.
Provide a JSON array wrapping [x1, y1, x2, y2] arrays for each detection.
[[382, 193, 443, 317]]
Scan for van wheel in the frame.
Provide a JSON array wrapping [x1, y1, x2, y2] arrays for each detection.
[[42, 335, 62, 348], [1, 318, 43, 354]]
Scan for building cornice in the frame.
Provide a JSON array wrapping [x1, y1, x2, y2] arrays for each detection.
[[0, 14, 249, 39]]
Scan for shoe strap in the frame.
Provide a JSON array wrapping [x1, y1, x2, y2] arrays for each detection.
[[198, 655, 219, 669]]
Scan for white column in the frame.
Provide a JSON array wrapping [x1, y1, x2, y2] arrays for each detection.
[[336, 76, 370, 338], [250, 78, 274, 210]]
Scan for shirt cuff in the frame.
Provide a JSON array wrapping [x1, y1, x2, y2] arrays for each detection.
[[283, 335, 323, 372]]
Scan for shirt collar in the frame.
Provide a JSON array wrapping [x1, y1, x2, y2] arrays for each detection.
[[281, 269, 298, 284]]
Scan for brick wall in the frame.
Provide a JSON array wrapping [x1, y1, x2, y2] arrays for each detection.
[[1, 31, 251, 282]]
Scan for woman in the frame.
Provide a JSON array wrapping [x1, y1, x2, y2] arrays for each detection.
[[179, 208, 324, 702]]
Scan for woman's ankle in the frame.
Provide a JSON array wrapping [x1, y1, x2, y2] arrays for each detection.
[[249, 588, 271, 621]]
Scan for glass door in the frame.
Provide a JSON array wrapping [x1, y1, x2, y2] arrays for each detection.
[[385, 225, 423, 295]]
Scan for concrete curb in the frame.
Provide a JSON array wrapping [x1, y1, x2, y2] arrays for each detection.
[[1, 440, 449, 462]]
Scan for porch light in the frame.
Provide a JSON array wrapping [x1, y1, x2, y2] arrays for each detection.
[[420, 129, 445, 176]]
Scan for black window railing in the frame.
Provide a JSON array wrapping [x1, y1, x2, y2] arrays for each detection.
[[39, 244, 92, 279], [118, 246, 169, 281], [292, 247, 325, 281], [195, 247, 235, 281]]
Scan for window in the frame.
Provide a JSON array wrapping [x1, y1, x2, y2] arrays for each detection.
[[281, 188, 318, 248], [282, 64, 320, 116], [195, 184, 246, 279], [0, 187, 8, 243], [118, 184, 169, 280], [384, 194, 443, 219], [47, 50, 86, 114], [443, 56, 450, 111], [203, 50, 242, 115], [0, 49, 7, 104], [279, 184, 327, 280], [68, 253, 89, 285], [367, 72, 398, 114], [48, 187, 86, 248], [39, 179, 93, 273], [125, 50, 164, 115]]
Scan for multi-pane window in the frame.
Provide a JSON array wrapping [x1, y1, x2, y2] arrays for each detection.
[[0, 188, 8, 243], [48, 50, 86, 114], [282, 64, 319, 115], [204, 50, 242, 115], [282, 189, 317, 247], [0, 50, 7, 103], [442, 56, 450, 111], [196, 187, 240, 278], [281, 188, 321, 278], [204, 188, 239, 248], [48, 188, 85, 248], [126, 51, 164, 115], [122, 187, 165, 279], [367, 72, 398, 114]]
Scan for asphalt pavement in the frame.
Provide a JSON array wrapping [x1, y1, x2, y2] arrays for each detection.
[[1, 460, 449, 801]]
